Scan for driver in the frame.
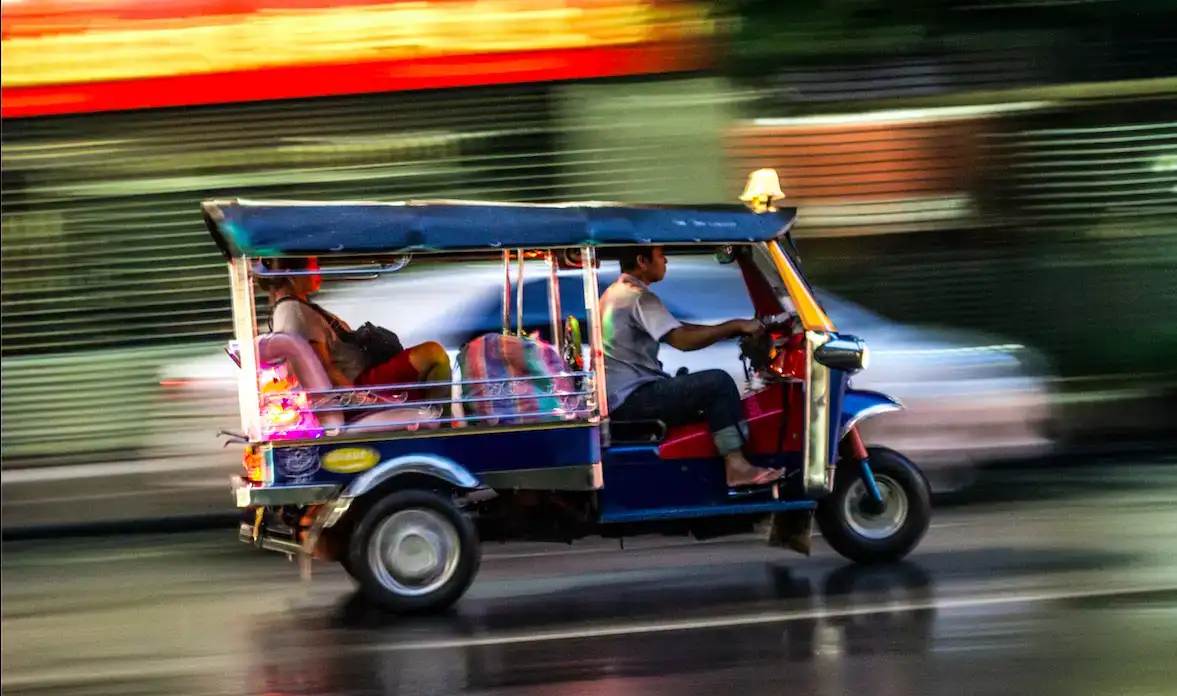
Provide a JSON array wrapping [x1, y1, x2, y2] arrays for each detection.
[[600, 246, 784, 488]]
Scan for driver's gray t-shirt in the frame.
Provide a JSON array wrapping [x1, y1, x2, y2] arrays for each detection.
[[600, 274, 682, 412]]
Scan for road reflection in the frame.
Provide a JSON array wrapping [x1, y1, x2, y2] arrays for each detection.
[[249, 562, 938, 695]]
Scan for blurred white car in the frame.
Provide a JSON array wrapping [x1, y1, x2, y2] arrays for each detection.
[[157, 256, 1054, 492]]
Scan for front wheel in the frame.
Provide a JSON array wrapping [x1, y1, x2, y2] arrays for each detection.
[[348, 489, 481, 614], [815, 446, 931, 565]]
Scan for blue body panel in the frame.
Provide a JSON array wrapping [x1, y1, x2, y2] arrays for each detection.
[[258, 386, 900, 526], [826, 370, 851, 465], [599, 446, 804, 522], [594, 377, 891, 523], [268, 425, 600, 487], [203, 199, 796, 259]]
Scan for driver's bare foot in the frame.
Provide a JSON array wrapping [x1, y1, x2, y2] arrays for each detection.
[[724, 453, 784, 487]]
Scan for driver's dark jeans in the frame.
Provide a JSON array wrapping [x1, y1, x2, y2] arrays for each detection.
[[611, 369, 748, 455]]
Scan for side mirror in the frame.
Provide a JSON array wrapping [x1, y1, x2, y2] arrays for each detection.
[[554, 249, 601, 270], [813, 334, 870, 373], [225, 341, 242, 368]]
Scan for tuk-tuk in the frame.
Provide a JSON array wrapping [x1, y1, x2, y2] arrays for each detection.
[[204, 171, 932, 614]]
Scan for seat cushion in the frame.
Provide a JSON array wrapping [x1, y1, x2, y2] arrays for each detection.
[[349, 405, 443, 432], [457, 333, 583, 425]]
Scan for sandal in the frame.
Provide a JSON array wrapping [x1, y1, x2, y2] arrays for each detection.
[[727, 466, 785, 488]]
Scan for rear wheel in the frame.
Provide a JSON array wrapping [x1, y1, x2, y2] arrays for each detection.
[[815, 446, 931, 564], [347, 489, 480, 614]]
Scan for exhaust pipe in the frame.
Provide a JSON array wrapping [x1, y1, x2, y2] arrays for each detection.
[[238, 522, 301, 555]]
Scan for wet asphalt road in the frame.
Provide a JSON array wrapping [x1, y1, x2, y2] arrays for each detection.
[[4, 466, 1177, 696]]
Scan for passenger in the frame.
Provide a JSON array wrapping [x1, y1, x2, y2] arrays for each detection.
[[601, 246, 784, 488], [257, 257, 453, 416]]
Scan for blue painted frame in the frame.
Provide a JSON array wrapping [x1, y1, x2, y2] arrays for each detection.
[[266, 424, 600, 488]]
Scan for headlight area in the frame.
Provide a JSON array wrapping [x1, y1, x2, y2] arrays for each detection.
[[813, 334, 869, 373]]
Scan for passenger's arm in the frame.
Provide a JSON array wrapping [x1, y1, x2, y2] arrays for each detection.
[[308, 340, 355, 388], [273, 301, 354, 388]]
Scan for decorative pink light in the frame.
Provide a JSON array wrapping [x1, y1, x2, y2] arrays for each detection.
[[258, 362, 323, 441]]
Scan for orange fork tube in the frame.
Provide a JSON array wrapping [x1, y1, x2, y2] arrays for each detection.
[[840, 425, 870, 462], [840, 426, 884, 504]]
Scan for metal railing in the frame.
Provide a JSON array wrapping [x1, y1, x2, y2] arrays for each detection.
[[260, 371, 597, 436]]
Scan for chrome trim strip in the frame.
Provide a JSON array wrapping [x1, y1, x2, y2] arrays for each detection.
[[478, 463, 603, 491], [232, 477, 339, 508]]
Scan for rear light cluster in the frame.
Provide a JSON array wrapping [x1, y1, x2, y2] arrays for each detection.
[[243, 446, 266, 483]]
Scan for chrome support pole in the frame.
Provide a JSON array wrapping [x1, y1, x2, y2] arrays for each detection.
[[547, 252, 563, 351], [579, 246, 608, 421], [501, 250, 511, 334], [516, 249, 525, 337], [228, 258, 261, 441]]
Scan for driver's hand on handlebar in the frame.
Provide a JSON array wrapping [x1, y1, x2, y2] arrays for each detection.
[[734, 318, 765, 336]]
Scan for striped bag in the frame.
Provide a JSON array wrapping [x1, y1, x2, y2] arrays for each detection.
[[457, 333, 583, 425]]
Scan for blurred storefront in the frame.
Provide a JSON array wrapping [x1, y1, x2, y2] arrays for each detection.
[[3, 0, 1176, 464], [721, 6, 1177, 387], [726, 100, 1177, 383], [0, 0, 726, 463]]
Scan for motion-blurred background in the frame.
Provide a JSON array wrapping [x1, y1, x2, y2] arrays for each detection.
[[3, 0, 1176, 528]]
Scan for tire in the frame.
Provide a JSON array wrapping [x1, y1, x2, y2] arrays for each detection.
[[339, 553, 356, 580], [815, 446, 931, 565], [347, 489, 481, 614]]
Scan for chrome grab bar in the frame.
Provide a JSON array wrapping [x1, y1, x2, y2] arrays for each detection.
[[288, 389, 595, 414], [252, 259, 410, 277], [261, 371, 595, 400]]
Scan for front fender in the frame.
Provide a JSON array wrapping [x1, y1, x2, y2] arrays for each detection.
[[839, 389, 903, 440]]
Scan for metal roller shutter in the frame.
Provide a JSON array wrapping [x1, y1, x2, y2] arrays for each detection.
[[732, 98, 1177, 379], [1, 85, 560, 463]]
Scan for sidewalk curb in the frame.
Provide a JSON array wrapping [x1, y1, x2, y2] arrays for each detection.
[[1, 514, 240, 543]]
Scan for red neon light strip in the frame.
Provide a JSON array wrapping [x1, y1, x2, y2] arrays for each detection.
[[2, 43, 707, 119]]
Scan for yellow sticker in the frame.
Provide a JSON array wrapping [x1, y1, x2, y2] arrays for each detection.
[[322, 447, 381, 474]]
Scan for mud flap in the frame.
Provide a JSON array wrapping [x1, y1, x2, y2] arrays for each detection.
[[767, 508, 815, 556]]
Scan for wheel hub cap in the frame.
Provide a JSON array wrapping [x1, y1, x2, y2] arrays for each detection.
[[843, 474, 909, 540], [369, 508, 461, 597]]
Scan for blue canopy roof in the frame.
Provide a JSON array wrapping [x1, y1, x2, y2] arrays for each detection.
[[202, 199, 796, 259]]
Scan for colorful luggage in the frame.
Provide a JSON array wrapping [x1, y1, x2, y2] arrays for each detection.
[[457, 333, 583, 425]]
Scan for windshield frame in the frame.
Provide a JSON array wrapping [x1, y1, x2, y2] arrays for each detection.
[[748, 239, 836, 332]]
